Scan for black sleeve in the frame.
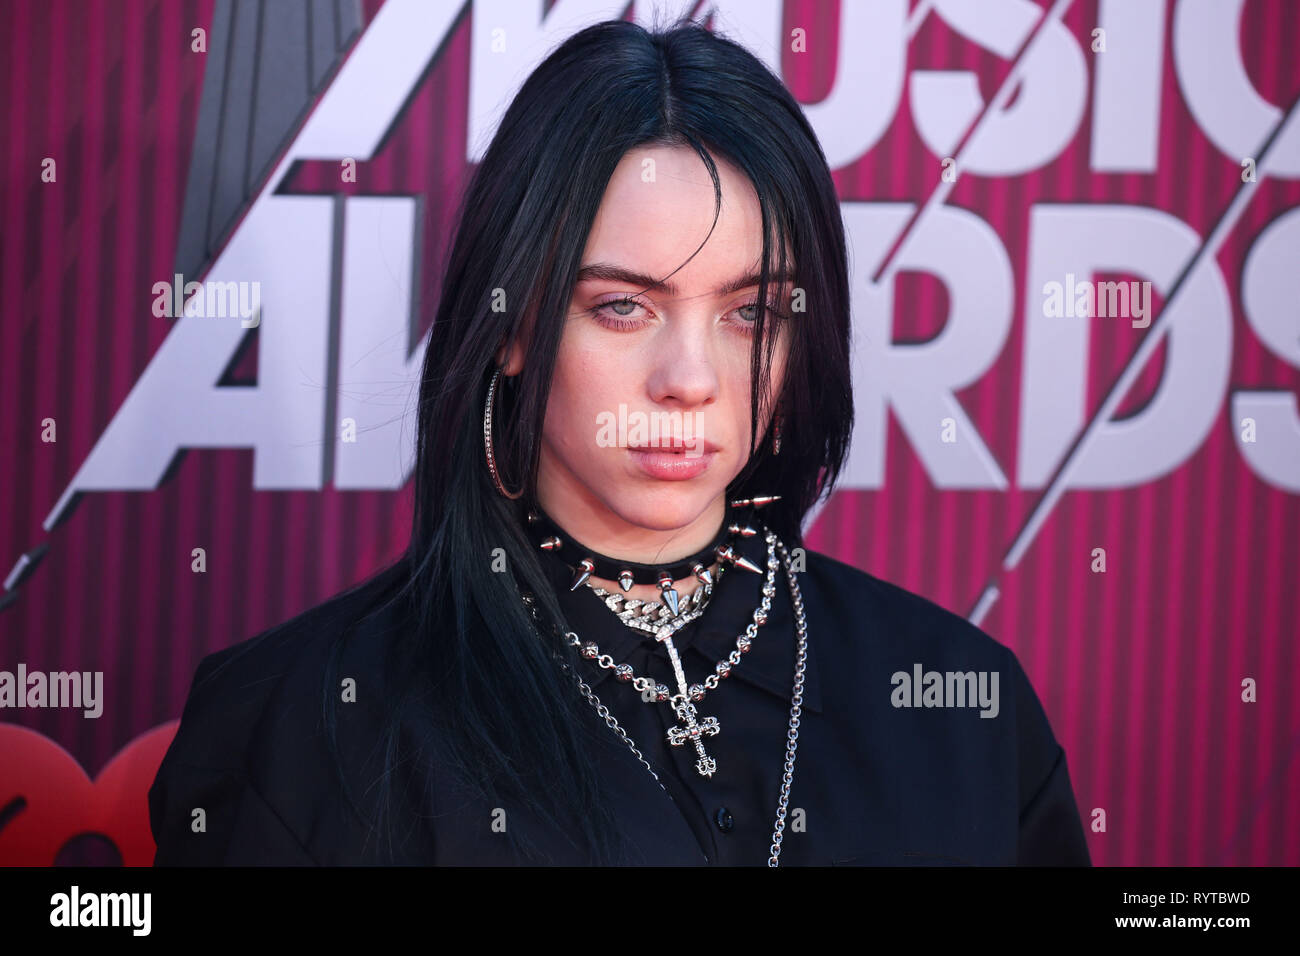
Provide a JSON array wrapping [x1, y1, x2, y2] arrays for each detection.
[[1009, 653, 1092, 866], [150, 764, 318, 866], [149, 651, 318, 866]]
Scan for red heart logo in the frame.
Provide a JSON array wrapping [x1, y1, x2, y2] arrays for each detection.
[[0, 721, 178, 865]]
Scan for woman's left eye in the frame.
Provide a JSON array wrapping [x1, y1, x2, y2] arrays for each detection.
[[730, 300, 787, 329]]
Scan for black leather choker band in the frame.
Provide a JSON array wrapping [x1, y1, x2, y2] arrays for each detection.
[[526, 495, 781, 614]]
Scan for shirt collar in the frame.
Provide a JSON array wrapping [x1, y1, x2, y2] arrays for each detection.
[[535, 521, 822, 715]]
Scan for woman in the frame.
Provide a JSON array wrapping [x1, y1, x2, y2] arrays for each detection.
[[149, 17, 1090, 867]]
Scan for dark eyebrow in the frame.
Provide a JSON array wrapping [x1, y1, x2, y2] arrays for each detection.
[[574, 263, 795, 299]]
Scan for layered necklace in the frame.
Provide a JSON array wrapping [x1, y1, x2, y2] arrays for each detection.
[[519, 496, 810, 867]]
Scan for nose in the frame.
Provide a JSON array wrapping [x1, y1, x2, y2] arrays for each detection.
[[643, 312, 720, 409]]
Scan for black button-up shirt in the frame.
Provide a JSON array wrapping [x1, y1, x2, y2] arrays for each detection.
[[149, 525, 1091, 866]]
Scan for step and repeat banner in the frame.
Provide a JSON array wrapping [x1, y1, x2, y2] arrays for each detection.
[[1, 0, 1297, 866]]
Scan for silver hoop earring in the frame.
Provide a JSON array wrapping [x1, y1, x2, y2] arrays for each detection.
[[484, 366, 525, 500]]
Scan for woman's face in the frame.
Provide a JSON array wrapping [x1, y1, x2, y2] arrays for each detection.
[[504, 144, 791, 550]]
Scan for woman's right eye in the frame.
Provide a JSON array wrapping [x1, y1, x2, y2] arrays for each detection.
[[588, 296, 649, 330], [606, 298, 639, 316]]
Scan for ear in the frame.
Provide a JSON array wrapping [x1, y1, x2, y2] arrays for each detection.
[[494, 305, 537, 376], [495, 336, 526, 376]]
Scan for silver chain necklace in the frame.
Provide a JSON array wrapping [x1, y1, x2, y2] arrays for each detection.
[[522, 530, 808, 867], [578, 535, 778, 778]]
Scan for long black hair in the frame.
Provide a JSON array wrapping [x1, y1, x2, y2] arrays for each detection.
[[324, 15, 853, 864]]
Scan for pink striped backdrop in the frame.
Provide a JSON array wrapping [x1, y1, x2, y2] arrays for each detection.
[[1, 0, 1296, 866]]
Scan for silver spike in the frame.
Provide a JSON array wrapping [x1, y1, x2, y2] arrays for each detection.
[[728, 495, 782, 509], [569, 558, 594, 591], [716, 543, 762, 574], [726, 523, 759, 537], [539, 535, 562, 551], [618, 569, 634, 592], [692, 562, 713, 586], [657, 570, 680, 615]]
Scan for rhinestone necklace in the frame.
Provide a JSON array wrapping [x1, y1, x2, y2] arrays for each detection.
[[586, 564, 726, 636]]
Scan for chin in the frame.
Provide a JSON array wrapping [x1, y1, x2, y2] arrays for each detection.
[[605, 486, 723, 531]]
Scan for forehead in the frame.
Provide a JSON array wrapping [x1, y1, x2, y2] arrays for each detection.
[[580, 145, 773, 294]]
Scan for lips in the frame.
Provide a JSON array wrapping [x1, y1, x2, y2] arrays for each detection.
[[627, 439, 720, 455], [628, 445, 717, 480]]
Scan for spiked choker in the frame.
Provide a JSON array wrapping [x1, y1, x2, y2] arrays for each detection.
[[526, 496, 781, 615]]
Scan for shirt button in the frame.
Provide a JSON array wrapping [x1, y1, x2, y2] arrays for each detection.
[[714, 807, 734, 833]]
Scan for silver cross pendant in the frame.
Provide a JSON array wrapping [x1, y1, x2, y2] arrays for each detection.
[[667, 698, 721, 777]]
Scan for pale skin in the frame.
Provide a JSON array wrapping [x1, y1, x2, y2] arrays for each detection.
[[497, 144, 791, 606]]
